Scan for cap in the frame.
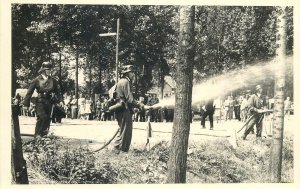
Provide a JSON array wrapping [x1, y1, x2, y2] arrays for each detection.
[[42, 62, 52, 69], [120, 65, 135, 74], [255, 85, 262, 91]]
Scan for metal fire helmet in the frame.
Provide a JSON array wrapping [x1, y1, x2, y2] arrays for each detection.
[[120, 65, 135, 74], [42, 62, 53, 69], [255, 85, 262, 91]]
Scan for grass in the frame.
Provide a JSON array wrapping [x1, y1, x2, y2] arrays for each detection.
[[22, 133, 293, 184]]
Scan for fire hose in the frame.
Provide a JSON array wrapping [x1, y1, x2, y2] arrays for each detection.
[[22, 101, 153, 153], [237, 114, 255, 133], [237, 109, 271, 133], [93, 128, 120, 153], [93, 102, 153, 153]]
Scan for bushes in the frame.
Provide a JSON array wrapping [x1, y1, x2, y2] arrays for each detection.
[[23, 135, 293, 183], [187, 137, 293, 183], [187, 140, 252, 183], [24, 134, 117, 184]]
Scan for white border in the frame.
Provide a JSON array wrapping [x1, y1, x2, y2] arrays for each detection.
[[1, 1, 299, 189]]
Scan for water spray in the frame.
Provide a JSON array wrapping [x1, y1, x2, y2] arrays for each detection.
[[153, 56, 293, 109]]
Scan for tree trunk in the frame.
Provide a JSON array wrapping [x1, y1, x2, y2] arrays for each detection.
[[11, 105, 29, 184], [269, 7, 286, 183], [167, 6, 195, 183], [59, 51, 62, 89], [160, 62, 164, 99], [75, 50, 79, 110], [88, 55, 92, 97]]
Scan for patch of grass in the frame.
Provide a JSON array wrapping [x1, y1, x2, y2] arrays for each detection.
[[24, 134, 118, 184], [23, 134, 293, 183]]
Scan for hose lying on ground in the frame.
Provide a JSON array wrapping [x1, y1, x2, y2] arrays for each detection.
[[21, 129, 120, 153], [93, 128, 120, 153]]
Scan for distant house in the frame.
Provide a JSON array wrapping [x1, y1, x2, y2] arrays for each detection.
[[148, 75, 176, 98], [163, 75, 176, 97]]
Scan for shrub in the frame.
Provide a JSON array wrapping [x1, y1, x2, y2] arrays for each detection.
[[24, 134, 118, 184]]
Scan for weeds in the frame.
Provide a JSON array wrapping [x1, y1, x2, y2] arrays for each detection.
[[23, 134, 293, 184], [24, 134, 117, 184]]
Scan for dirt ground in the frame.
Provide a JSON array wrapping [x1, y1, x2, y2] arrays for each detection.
[[19, 114, 295, 151], [18, 114, 295, 184]]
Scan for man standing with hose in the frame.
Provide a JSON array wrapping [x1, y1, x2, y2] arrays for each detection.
[[242, 85, 265, 140], [110, 65, 150, 154]]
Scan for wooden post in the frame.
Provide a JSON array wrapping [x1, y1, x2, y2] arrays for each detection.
[[11, 105, 29, 184]]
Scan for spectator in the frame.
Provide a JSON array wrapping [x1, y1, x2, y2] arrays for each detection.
[[201, 99, 215, 130], [84, 97, 93, 120], [64, 95, 71, 118], [51, 102, 65, 125], [224, 96, 233, 121], [95, 98, 102, 120], [78, 94, 86, 120], [29, 101, 36, 117], [233, 95, 241, 121], [213, 96, 222, 123], [15, 93, 22, 115], [70, 95, 78, 119], [284, 96, 292, 117]]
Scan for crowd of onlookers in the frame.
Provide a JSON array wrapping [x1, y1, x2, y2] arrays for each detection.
[[12, 93, 37, 117], [12, 90, 294, 123], [206, 91, 294, 124], [12, 92, 169, 122]]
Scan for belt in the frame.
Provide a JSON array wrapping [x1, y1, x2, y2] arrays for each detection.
[[38, 92, 52, 99]]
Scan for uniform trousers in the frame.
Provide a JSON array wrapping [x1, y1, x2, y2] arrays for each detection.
[[114, 108, 133, 152], [201, 110, 214, 129], [243, 113, 263, 139], [35, 100, 52, 137]]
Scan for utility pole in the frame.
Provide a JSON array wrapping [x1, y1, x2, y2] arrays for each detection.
[[116, 18, 120, 82], [99, 18, 120, 83]]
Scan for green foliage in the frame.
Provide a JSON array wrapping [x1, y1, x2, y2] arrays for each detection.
[[12, 5, 293, 96], [24, 136, 293, 184], [281, 136, 294, 182], [187, 138, 293, 183], [193, 6, 286, 81], [24, 134, 118, 184]]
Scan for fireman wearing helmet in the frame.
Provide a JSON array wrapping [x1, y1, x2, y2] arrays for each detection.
[[112, 65, 150, 154], [23, 62, 62, 138], [242, 85, 265, 140]]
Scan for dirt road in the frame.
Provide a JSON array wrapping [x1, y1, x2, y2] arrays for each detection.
[[19, 115, 295, 151]]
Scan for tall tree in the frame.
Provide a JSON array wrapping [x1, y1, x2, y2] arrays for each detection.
[[11, 105, 28, 184], [12, 5, 293, 98], [269, 6, 286, 183], [167, 6, 195, 183]]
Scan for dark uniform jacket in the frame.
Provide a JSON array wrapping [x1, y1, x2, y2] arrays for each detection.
[[23, 75, 61, 107], [204, 99, 215, 113], [115, 77, 143, 109], [247, 94, 263, 115]]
